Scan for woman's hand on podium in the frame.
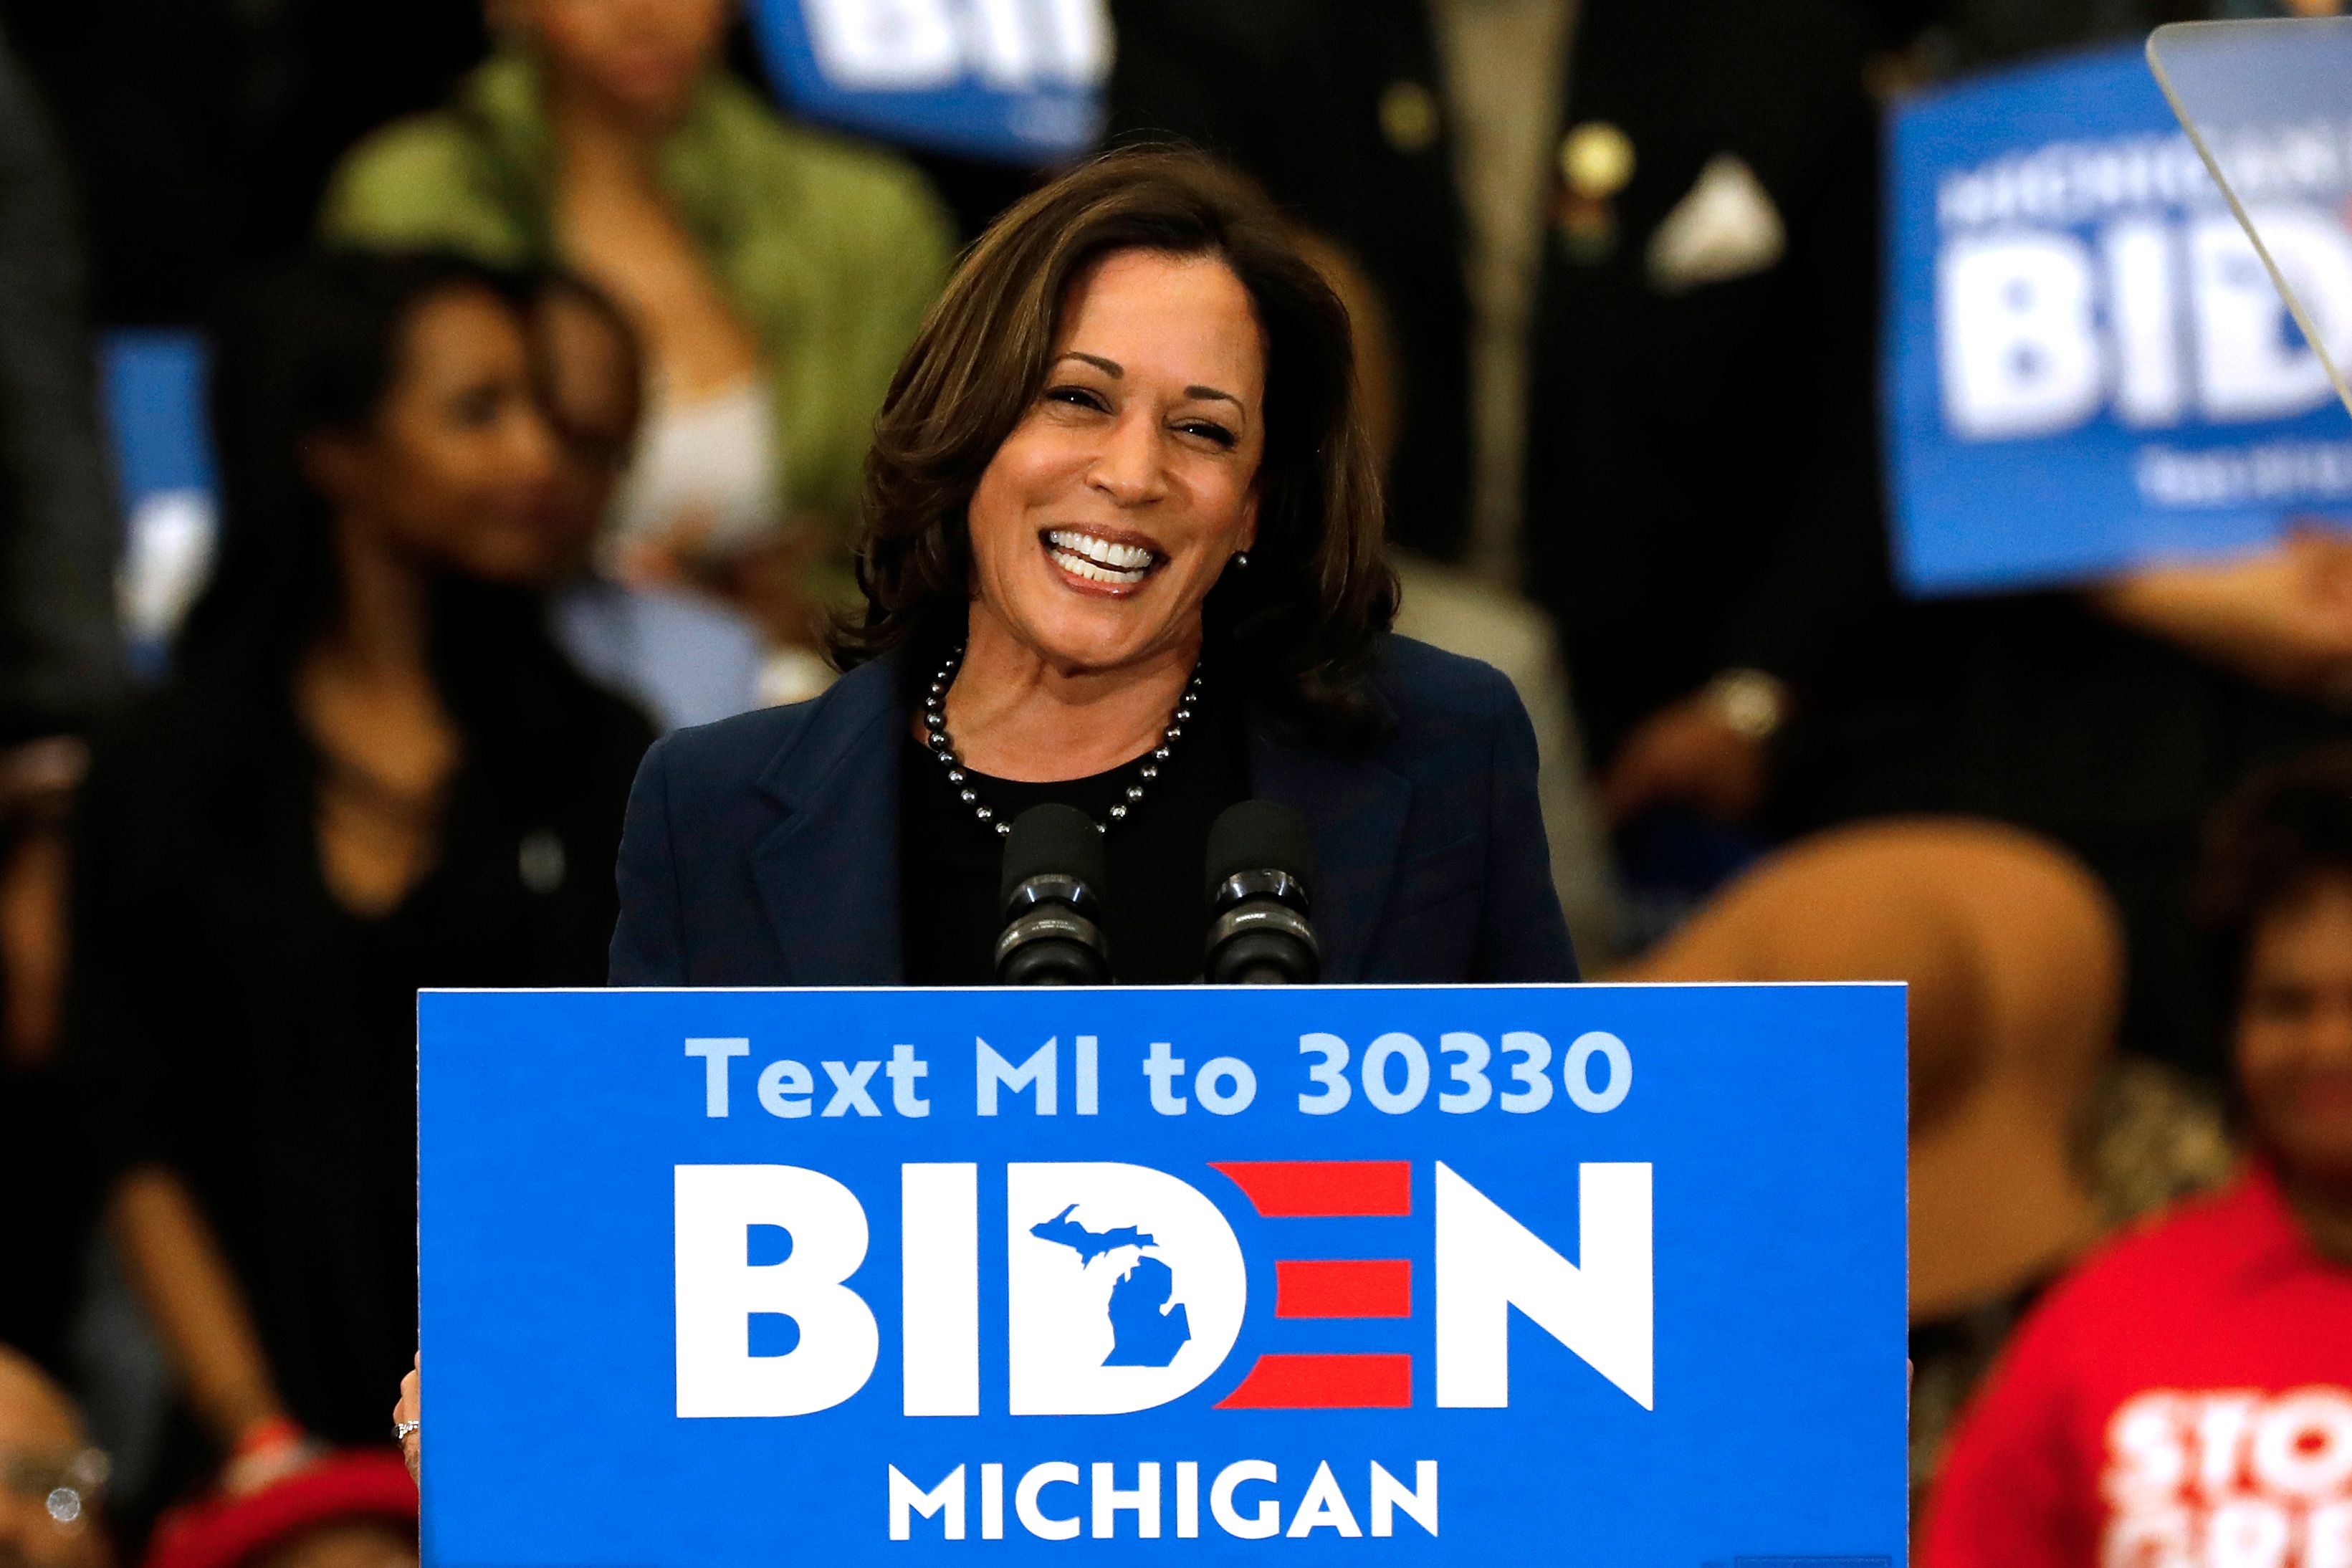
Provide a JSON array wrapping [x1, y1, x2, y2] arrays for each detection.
[[393, 1354, 420, 1483]]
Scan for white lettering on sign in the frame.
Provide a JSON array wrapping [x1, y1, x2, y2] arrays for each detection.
[[688, 1033, 1632, 1119], [2100, 1387, 2352, 1566], [887, 1043, 932, 1117], [1015, 1461, 1080, 1540], [802, 0, 961, 88], [756, 1058, 815, 1118], [1213, 1459, 1280, 1539], [1564, 1031, 1635, 1113], [1370, 1460, 1440, 1536], [977, 1036, 1058, 1115], [2109, 216, 2186, 425], [1939, 231, 2108, 439], [1433, 1161, 1655, 1410], [889, 1458, 1438, 1542], [684, 1038, 750, 1117], [889, 1463, 967, 1539], [1293, 1031, 1626, 1116], [2193, 206, 2352, 420], [1937, 209, 2352, 439], [1933, 120, 2352, 232], [1091, 1461, 1161, 1538], [2135, 440, 2352, 507], [901, 1163, 979, 1416], [800, 0, 1109, 92], [1004, 1162, 1248, 1415], [674, 1165, 878, 1417], [671, 1160, 1656, 1418]]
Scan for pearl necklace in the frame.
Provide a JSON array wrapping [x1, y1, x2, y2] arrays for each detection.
[[920, 644, 1205, 837]]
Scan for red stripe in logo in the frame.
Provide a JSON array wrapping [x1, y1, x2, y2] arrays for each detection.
[[1210, 1160, 1411, 1217], [1215, 1353, 1412, 1409], [1273, 1258, 1412, 1319]]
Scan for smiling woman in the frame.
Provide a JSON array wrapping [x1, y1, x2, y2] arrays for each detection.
[[608, 148, 1577, 987], [956, 252, 1266, 741]]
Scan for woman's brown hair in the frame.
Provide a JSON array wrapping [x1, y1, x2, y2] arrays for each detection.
[[832, 146, 1398, 745]]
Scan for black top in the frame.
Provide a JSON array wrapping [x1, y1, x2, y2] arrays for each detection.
[[899, 669, 1251, 985], [64, 631, 652, 1445], [611, 634, 1577, 988]]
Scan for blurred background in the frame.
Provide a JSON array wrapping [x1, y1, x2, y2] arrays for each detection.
[[1, 1, 2348, 1565]]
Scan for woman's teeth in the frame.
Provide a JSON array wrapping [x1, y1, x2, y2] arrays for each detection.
[[1046, 530, 1157, 585]]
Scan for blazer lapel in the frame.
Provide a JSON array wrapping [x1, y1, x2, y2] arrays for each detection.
[[1249, 719, 1411, 983], [749, 657, 905, 984]]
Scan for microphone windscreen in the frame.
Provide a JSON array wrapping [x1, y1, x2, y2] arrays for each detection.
[[1205, 800, 1316, 902], [999, 802, 1109, 908]]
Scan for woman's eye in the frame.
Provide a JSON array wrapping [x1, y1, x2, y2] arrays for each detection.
[[449, 386, 505, 427], [1044, 385, 1109, 413], [1179, 419, 1238, 449]]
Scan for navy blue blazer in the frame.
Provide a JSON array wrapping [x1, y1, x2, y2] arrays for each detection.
[[608, 634, 1578, 985]]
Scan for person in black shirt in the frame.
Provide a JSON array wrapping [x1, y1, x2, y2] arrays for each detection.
[[65, 253, 652, 1476], [898, 645, 1253, 985], [0, 16, 123, 1380]]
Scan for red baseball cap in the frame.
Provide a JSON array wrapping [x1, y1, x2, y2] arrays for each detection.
[[143, 1451, 418, 1568]]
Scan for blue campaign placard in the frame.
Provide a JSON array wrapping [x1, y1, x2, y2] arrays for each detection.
[[417, 984, 1906, 1567], [101, 330, 214, 504], [1886, 45, 2352, 596], [744, 0, 1107, 164], [101, 330, 220, 666]]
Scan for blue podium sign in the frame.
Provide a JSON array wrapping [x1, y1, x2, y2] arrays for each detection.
[[1887, 45, 2352, 596], [417, 984, 1906, 1566]]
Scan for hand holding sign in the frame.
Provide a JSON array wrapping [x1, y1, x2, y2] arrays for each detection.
[[2092, 526, 2352, 695], [1887, 42, 2352, 594]]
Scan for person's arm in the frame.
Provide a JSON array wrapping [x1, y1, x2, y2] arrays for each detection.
[[316, 118, 524, 262], [1605, 16, 1885, 826], [63, 742, 312, 1487], [1597, 670, 1784, 827], [609, 733, 687, 985], [1472, 672, 1579, 982], [2087, 530, 2352, 697], [107, 1166, 304, 1471]]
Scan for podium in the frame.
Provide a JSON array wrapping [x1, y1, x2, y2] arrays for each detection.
[[418, 983, 1906, 1564]]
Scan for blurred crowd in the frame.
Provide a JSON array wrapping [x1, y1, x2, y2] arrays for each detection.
[[0, 0, 2346, 1563]]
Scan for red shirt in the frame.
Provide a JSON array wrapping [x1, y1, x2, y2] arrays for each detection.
[[1921, 1169, 2352, 1568]]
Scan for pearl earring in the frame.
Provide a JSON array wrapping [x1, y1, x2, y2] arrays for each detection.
[[1233, 551, 1251, 569]]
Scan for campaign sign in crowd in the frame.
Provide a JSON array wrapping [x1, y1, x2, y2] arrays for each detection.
[[415, 984, 1906, 1566], [1886, 43, 2352, 595], [745, 0, 1109, 163]]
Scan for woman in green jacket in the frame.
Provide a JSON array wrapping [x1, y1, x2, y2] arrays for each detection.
[[322, 0, 955, 652]]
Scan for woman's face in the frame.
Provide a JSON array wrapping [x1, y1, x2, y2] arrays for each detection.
[[965, 248, 1266, 676], [531, 290, 642, 575], [2236, 875, 2352, 1190], [508, 0, 728, 125], [307, 286, 560, 584]]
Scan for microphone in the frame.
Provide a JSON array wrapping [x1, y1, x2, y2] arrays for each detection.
[[996, 803, 1112, 985], [1204, 800, 1320, 984]]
